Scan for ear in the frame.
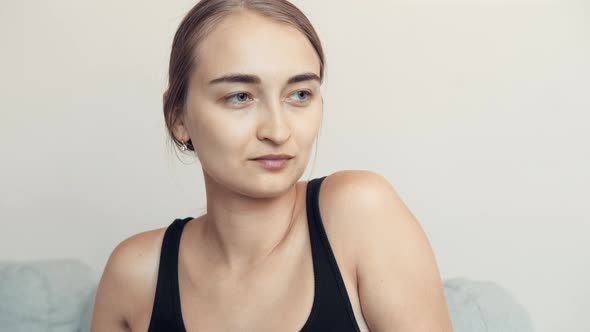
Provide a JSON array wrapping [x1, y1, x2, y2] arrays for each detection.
[[173, 124, 189, 143], [171, 110, 190, 142]]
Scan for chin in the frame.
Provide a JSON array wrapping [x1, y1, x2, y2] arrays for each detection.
[[204, 161, 304, 198], [243, 171, 301, 197]]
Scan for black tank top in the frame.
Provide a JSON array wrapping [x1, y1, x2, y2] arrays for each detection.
[[147, 176, 362, 331]]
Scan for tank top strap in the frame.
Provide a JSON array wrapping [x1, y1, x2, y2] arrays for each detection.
[[147, 217, 192, 332], [303, 175, 361, 332]]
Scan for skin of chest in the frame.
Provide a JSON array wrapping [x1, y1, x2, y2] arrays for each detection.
[[125, 200, 369, 331]]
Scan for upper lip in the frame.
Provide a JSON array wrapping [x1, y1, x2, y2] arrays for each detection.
[[252, 154, 294, 160]]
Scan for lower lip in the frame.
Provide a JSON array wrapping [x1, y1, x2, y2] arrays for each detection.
[[252, 158, 292, 170]]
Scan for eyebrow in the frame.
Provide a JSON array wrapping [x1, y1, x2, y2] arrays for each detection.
[[208, 72, 320, 85]]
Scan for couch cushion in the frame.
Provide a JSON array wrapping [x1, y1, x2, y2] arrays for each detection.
[[77, 286, 97, 332], [443, 277, 534, 332], [0, 259, 97, 332]]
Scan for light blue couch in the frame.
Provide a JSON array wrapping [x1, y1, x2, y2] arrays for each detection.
[[0, 259, 534, 331]]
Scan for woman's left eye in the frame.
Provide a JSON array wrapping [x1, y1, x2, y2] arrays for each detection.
[[289, 90, 312, 103]]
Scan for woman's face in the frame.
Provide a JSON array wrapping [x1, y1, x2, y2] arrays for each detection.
[[176, 11, 323, 198]]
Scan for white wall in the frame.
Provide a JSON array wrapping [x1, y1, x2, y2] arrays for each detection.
[[1, 0, 588, 331]]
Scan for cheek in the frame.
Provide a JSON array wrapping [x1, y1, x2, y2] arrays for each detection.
[[292, 109, 322, 144], [192, 113, 252, 156]]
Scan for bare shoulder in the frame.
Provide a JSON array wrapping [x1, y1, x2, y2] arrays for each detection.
[[320, 170, 453, 331], [316, 169, 407, 264], [91, 227, 167, 331], [318, 169, 406, 226], [102, 227, 166, 293], [317, 169, 433, 272], [319, 169, 399, 205]]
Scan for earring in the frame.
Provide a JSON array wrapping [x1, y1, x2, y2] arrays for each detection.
[[180, 141, 188, 151]]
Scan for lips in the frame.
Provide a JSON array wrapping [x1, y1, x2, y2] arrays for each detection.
[[252, 154, 293, 160], [252, 157, 292, 170]]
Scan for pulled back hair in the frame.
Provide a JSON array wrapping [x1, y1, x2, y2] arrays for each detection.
[[163, 0, 326, 153]]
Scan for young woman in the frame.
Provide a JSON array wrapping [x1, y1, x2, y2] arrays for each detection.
[[91, 0, 453, 331]]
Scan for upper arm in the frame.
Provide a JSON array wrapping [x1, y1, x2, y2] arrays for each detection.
[[91, 231, 159, 332], [91, 240, 133, 332], [327, 170, 454, 332]]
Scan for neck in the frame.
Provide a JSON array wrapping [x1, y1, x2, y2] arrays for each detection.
[[199, 171, 304, 276]]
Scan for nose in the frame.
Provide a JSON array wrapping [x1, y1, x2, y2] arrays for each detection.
[[256, 101, 291, 144]]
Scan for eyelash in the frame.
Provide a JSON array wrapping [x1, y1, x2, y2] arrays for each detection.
[[224, 90, 313, 106]]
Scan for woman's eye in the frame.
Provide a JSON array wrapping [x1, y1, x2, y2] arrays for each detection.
[[224, 91, 311, 106], [225, 92, 253, 105], [289, 90, 312, 103]]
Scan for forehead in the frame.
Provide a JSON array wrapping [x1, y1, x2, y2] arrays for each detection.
[[191, 11, 320, 86]]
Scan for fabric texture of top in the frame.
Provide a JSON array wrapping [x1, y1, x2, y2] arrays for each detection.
[[147, 176, 362, 332]]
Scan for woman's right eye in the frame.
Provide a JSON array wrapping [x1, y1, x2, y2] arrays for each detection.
[[225, 92, 253, 105]]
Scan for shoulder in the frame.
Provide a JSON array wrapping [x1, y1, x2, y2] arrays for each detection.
[[318, 169, 427, 256], [319, 170, 452, 330], [93, 227, 166, 327], [103, 227, 165, 288], [317, 169, 432, 270], [319, 169, 398, 205], [318, 169, 405, 226], [316, 169, 409, 263]]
